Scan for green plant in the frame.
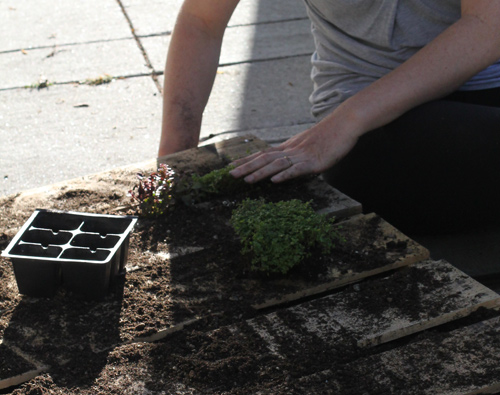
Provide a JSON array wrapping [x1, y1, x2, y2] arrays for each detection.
[[129, 164, 176, 217], [181, 165, 248, 205], [230, 199, 342, 274]]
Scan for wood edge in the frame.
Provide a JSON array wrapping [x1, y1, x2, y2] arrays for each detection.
[[316, 204, 363, 219], [213, 134, 264, 148], [359, 297, 500, 348], [90, 318, 202, 354], [0, 367, 48, 390], [315, 194, 362, 219], [157, 134, 267, 166], [4, 343, 47, 372], [199, 126, 312, 147], [400, 249, 431, 266], [463, 382, 500, 395], [252, 258, 417, 310], [129, 317, 201, 344], [214, 135, 268, 161], [306, 179, 363, 219], [157, 146, 221, 169], [0, 342, 49, 390]]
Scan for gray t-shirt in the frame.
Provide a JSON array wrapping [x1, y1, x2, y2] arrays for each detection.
[[304, 0, 500, 118]]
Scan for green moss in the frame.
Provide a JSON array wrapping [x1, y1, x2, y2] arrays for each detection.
[[231, 199, 342, 274], [191, 166, 246, 198]]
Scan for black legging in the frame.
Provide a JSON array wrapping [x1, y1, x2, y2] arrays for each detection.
[[323, 87, 500, 235]]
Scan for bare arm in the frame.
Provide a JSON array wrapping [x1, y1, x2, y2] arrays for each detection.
[[231, 0, 500, 183], [158, 0, 239, 157]]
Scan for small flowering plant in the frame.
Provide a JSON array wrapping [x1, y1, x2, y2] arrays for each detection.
[[129, 164, 176, 217]]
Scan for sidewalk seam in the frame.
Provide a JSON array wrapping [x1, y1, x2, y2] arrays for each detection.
[[114, 0, 163, 94], [0, 37, 137, 55], [0, 72, 159, 92]]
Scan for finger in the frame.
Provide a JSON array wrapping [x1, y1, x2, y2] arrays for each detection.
[[270, 160, 314, 183], [229, 146, 281, 168], [230, 151, 287, 179], [229, 152, 263, 168], [241, 155, 297, 183]]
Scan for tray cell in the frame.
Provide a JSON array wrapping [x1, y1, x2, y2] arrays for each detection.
[[80, 217, 132, 235], [60, 248, 111, 262], [10, 243, 62, 258], [32, 211, 83, 232], [70, 234, 120, 249], [22, 229, 72, 247]]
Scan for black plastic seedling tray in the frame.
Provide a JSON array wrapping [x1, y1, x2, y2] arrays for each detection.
[[2, 209, 137, 299]]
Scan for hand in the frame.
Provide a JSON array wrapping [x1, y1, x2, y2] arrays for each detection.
[[229, 121, 359, 183]]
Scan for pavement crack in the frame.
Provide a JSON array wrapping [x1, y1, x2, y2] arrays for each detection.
[[114, 0, 163, 94]]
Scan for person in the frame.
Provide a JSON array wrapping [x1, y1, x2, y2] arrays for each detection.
[[158, 0, 500, 234]]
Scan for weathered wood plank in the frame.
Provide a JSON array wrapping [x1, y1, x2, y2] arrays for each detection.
[[157, 135, 268, 171], [294, 315, 500, 395], [156, 144, 224, 174], [213, 134, 269, 161], [305, 176, 362, 219], [243, 260, 500, 361]]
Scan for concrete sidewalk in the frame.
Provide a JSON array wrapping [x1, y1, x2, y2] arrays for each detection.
[[1, 0, 315, 197]]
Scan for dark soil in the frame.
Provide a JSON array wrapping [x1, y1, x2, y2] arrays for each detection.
[[0, 162, 498, 394], [0, 346, 35, 380]]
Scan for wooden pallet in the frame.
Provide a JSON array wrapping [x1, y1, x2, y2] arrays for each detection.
[[2, 135, 499, 393]]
